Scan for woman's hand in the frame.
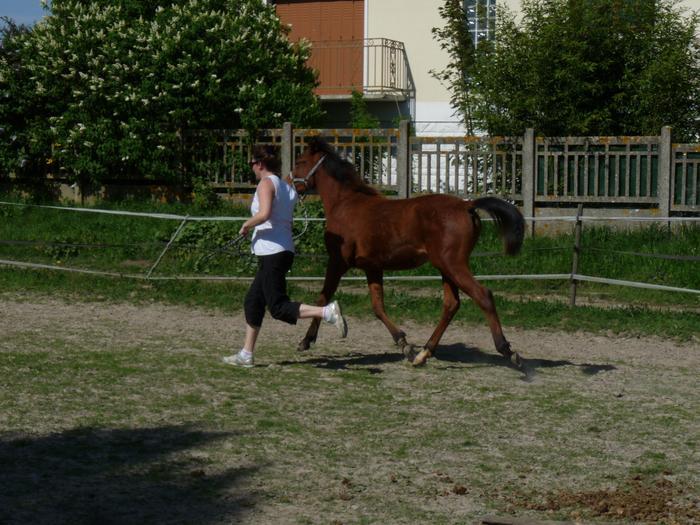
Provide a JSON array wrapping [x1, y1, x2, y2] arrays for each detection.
[[239, 222, 251, 236]]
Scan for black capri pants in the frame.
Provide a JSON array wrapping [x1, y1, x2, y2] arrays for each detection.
[[244, 250, 301, 328]]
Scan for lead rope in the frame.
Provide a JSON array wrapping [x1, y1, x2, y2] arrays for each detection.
[[198, 180, 310, 267], [293, 191, 310, 242], [196, 233, 248, 267]]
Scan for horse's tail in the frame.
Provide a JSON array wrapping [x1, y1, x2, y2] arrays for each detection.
[[471, 197, 524, 256]]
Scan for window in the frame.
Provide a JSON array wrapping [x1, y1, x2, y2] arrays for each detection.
[[465, 0, 497, 45]]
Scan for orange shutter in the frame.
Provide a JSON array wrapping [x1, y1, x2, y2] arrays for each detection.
[[275, 0, 364, 95]]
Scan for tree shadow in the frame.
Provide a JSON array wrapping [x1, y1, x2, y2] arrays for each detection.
[[0, 425, 260, 525], [434, 343, 617, 382]]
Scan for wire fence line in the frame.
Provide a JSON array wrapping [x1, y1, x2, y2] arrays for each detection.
[[1, 201, 699, 298], [0, 200, 324, 223], [4, 200, 700, 222], [2, 255, 698, 297]]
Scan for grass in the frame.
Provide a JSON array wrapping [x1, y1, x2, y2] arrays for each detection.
[[1, 193, 699, 341], [1, 300, 698, 523], [1, 266, 699, 341], [2, 193, 699, 283], [2, 195, 698, 524]]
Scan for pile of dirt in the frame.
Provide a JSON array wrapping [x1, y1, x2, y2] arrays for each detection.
[[505, 475, 700, 523]]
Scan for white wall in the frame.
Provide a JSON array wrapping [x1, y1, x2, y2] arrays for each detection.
[[365, 0, 449, 102], [366, 0, 467, 134], [682, 0, 700, 14], [363, 0, 544, 135]]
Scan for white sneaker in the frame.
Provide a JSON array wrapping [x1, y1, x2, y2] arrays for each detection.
[[326, 301, 348, 338], [223, 351, 253, 368]]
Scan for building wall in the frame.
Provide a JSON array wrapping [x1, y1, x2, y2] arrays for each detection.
[[365, 0, 467, 135], [364, 0, 520, 135], [682, 0, 700, 13]]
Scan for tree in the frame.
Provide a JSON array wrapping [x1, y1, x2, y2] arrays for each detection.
[[53, 0, 214, 20], [434, 0, 700, 140], [0, 0, 323, 190], [431, 0, 478, 135], [0, 17, 47, 185], [349, 90, 380, 129]]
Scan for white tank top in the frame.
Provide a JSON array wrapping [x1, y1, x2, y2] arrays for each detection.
[[250, 175, 298, 256]]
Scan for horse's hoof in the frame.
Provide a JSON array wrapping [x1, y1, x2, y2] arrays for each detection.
[[411, 348, 431, 367], [510, 351, 524, 370], [297, 340, 310, 352], [401, 343, 417, 360]]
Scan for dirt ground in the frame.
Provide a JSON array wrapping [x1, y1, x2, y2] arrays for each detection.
[[1, 294, 699, 524]]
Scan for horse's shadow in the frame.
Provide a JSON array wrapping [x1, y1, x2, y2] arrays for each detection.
[[280, 342, 616, 380], [278, 351, 405, 374], [435, 343, 617, 381]]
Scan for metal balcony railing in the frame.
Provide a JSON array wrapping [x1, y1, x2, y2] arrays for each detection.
[[308, 38, 415, 100]]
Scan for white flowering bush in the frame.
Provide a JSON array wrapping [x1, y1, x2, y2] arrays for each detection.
[[0, 0, 322, 190]]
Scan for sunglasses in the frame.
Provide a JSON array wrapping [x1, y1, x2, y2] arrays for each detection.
[[248, 159, 259, 167]]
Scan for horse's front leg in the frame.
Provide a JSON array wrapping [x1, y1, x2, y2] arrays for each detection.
[[297, 259, 347, 351], [365, 269, 411, 355]]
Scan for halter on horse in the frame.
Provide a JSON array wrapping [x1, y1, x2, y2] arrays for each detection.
[[291, 154, 326, 191]]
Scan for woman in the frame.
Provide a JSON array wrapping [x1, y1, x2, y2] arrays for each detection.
[[223, 146, 347, 368]]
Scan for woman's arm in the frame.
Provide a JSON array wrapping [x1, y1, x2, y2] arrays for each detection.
[[239, 177, 274, 236]]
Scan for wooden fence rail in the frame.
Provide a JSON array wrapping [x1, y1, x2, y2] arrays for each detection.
[[189, 123, 699, 217]]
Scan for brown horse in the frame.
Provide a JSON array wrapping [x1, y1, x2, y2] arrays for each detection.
[[292, 138, 525, 367]]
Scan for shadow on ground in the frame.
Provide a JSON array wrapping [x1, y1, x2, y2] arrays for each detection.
[[436, 343, 617, 381], [279, 351, 406, 374], [0, 425, 259, 525], [283, 343, 616, 381]]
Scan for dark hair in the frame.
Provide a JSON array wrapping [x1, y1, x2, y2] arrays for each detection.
[[251, 145, 281, 174]]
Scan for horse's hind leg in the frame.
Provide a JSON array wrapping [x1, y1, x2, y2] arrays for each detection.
[[449, 267, 522, 368], [412, 276, 460, 366], [365, 269, 410, 353], [298, 260, 347, 351]]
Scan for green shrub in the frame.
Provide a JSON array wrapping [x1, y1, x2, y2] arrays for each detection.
[[0, 0, 323, 192]]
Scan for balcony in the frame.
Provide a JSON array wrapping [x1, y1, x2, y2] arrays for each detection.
[[307, 38, 415, 101]]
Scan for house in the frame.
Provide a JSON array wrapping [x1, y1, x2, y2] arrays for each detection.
[[270, 0, 699, 135], [269, 0, 514, 134]]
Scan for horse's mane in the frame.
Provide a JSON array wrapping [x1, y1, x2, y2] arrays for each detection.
[[306, 137, 380, 196]]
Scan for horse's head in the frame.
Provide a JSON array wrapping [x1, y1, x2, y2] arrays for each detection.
[[292, 138, 378, 197], [292, 138, 327, 194]]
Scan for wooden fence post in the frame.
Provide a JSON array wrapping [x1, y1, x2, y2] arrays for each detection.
[[569, 203, 584, 306], [397, 119, 411, 199], [282, 122, 293, 179], [658, 125, 672, 222], [521, 128, 536, 236]]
